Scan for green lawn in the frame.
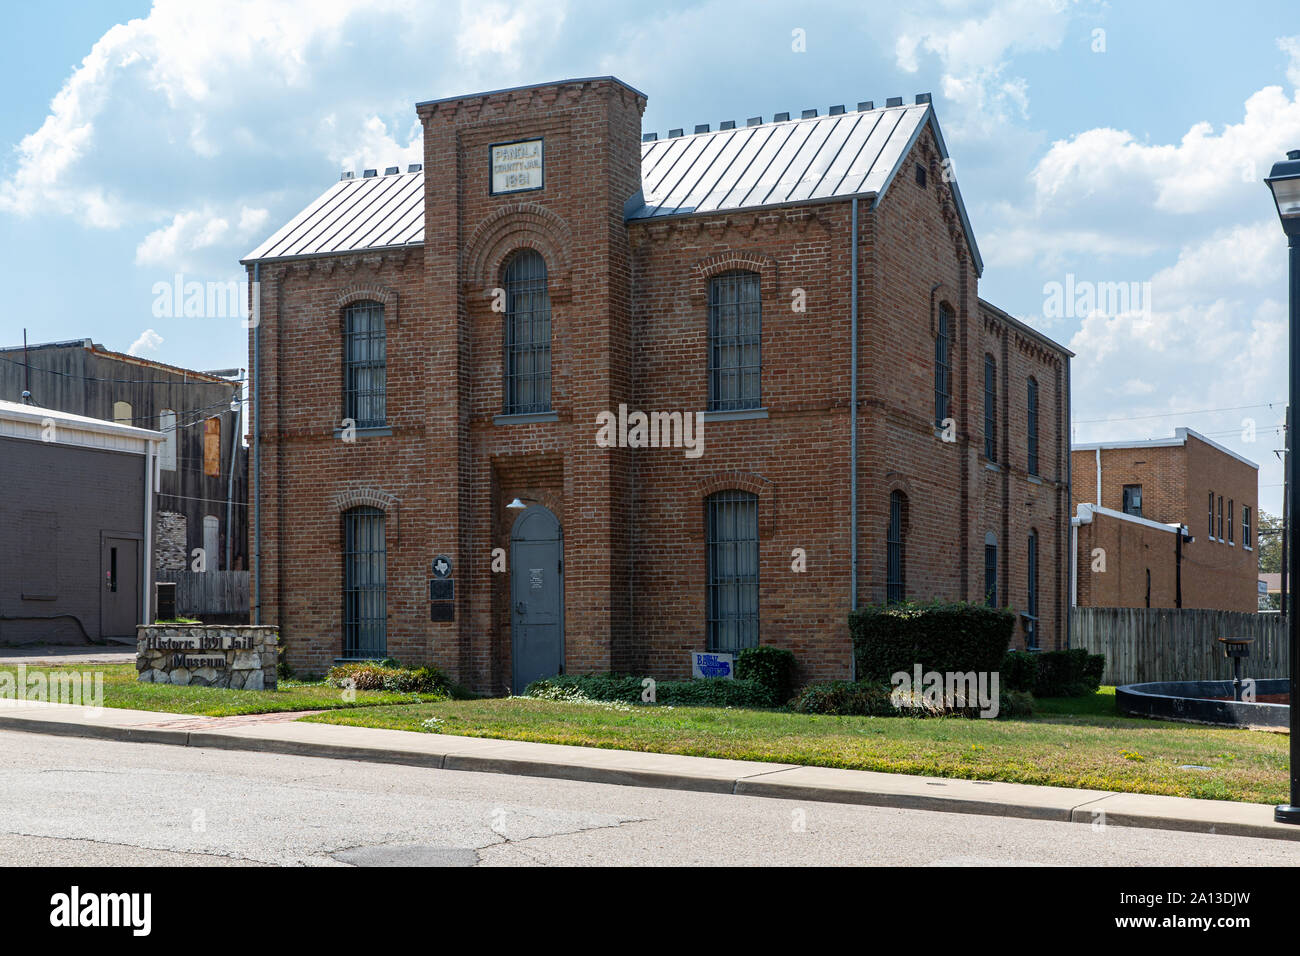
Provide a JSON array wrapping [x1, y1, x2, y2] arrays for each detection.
[[0, 663, 444, 717], [5, 663, 1287, 803], [303, 687, 1289, 804]]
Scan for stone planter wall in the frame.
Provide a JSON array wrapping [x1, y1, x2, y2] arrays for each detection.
[[137, 625, 279, 689]]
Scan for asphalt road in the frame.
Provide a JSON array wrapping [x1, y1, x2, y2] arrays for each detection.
[[0, 729, 1295, 866]]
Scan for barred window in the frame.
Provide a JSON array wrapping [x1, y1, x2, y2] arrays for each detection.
[[343, 301, 386, 428], [503, 249, 552, 415], [887, 490, 907, 603], [1122, 484, 1143, 518], [342, 507, 386, 659], [934, 306, 952, 426], [706, 491, 759, 652], [1208, 491, 1214, 539], [983, 354, 997, 460], [1026, 529, 1039, 650], [1026, 376, 1039, 476], [1218, 495, 1224, 540], [708, 270, 762, 411], [1243, 505, 1252, 548], [1228, 499, 1235, 544]]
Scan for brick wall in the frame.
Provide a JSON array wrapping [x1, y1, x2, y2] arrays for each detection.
[[250, 79, 1073, 689]]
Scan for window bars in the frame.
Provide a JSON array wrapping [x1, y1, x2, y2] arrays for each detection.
[[503, 249, 552, 415], [343, 507, 387, 659], [708, 270, 762, 411], [706, 491, 760, 652], [983, 354, 997, 461], [934, 306, 952, 426], [1026, 377, 1039, 476], [887, 490, 906, 603], [343, 301, 386, 428]]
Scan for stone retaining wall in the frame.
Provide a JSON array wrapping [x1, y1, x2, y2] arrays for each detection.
[[137, 624, 278, 689]]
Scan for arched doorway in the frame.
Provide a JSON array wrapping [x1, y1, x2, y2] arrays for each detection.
[[510, 505, 564, 693]]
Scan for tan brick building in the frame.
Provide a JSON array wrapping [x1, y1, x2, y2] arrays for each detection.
[[1070, 428, 1258, 611], [243, 76, 1072, 693]]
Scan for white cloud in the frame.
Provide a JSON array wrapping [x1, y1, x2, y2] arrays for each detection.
[[127, 328, 164, 356], [1031, 85, 1300, 219], [894, 0, 1078, 137], [134, 205, 269, 269], [1280, 35, 1300, 89]]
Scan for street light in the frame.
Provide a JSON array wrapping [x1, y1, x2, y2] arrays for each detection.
[[1267, 148, 1300, 824]]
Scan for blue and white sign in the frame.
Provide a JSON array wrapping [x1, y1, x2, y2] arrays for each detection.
[[691, 651, 735, 679]]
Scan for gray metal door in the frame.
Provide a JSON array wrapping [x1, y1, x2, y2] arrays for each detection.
[[101, 535, 140, 639], [510, 506, 564, 694]]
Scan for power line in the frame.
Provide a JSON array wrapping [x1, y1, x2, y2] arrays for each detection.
[[1074, 401, 1284, 426], [0, 351, 243, 387]]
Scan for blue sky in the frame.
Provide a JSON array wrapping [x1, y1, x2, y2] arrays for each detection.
[[3, 0, 1298, 510]]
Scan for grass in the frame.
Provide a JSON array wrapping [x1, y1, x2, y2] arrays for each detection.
[[302, 686, 1289, 804], [0, 663, 445, 717], [5, 663, 1287, 803]]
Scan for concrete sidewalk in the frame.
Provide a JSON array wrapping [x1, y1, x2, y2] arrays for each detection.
[[1, 699, 1297, 844]]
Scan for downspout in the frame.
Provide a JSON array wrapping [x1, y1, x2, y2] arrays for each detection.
[[252, 262, 261, 625], [1065, 370, 1072, 647], [1070, 503, 1093, 609], [142, 439, 155, 625], [849, 196, 859, 681], [1095, 447, 1101, 506], [225, 372, 242, 572]]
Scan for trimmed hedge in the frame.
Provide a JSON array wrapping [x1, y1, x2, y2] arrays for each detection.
[[326, 661, 449, 694], [1001, 648, 1105, 698], [523, 673, 776, 708], [735, 646, 797, 704], [851, 601, 1015, 684]]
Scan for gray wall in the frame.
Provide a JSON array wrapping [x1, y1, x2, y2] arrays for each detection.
[[0, 434, 146, 644], [0, 343, 247, 571]]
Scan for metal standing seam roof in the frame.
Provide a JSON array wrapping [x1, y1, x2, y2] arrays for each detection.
[[243, 101, 982, 274]]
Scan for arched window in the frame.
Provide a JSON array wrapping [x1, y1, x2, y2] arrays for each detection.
[[984, 532, 998, 606], [113, 401, 133, 426], [705, 490, 759, 651], [887, 491, 907, 603], [983, 354, 997, 461], [159, 409, 177, 471], [343, 301, 386, 428], [708, 270, 762, 411], [342, 506, 387, 659], [1026, 376, 1039, 476], [502, 249, 552, 415], [934, 305, 952, 426]]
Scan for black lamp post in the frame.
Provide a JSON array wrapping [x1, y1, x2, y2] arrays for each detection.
[[1267, 149, 1300, 824]]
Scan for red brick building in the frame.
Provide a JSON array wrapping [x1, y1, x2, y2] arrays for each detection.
[[1070, 428, 1259, 611], [243, 76, 1072, 693]]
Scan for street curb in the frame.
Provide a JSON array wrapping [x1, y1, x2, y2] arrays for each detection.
[[2, 709, 1298, 843]]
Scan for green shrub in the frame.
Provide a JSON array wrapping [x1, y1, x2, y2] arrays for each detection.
[[276, 633, 293, 682], [523, 673, 776, 708], [851, 601, 1014, 684], [735, 646, 797, 703], [998, 689, 1036, 718], [326, 661, 449, 694], [1029, 649, 1105, 697], [1000, 651, 1038, 692], [790, 681, 897, 716]]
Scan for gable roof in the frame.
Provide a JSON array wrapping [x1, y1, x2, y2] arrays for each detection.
[[243, 99, 982, 274]]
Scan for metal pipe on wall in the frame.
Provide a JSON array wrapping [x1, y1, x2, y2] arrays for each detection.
[[252, 262, 261, 625], [849, 196, 859, 681]]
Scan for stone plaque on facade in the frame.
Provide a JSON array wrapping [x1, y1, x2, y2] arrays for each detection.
[[490, 139, 543, 194]]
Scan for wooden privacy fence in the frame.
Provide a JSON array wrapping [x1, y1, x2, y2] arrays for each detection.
[[1071, 607, 1287, 685], [155, 570, 250, 621]]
